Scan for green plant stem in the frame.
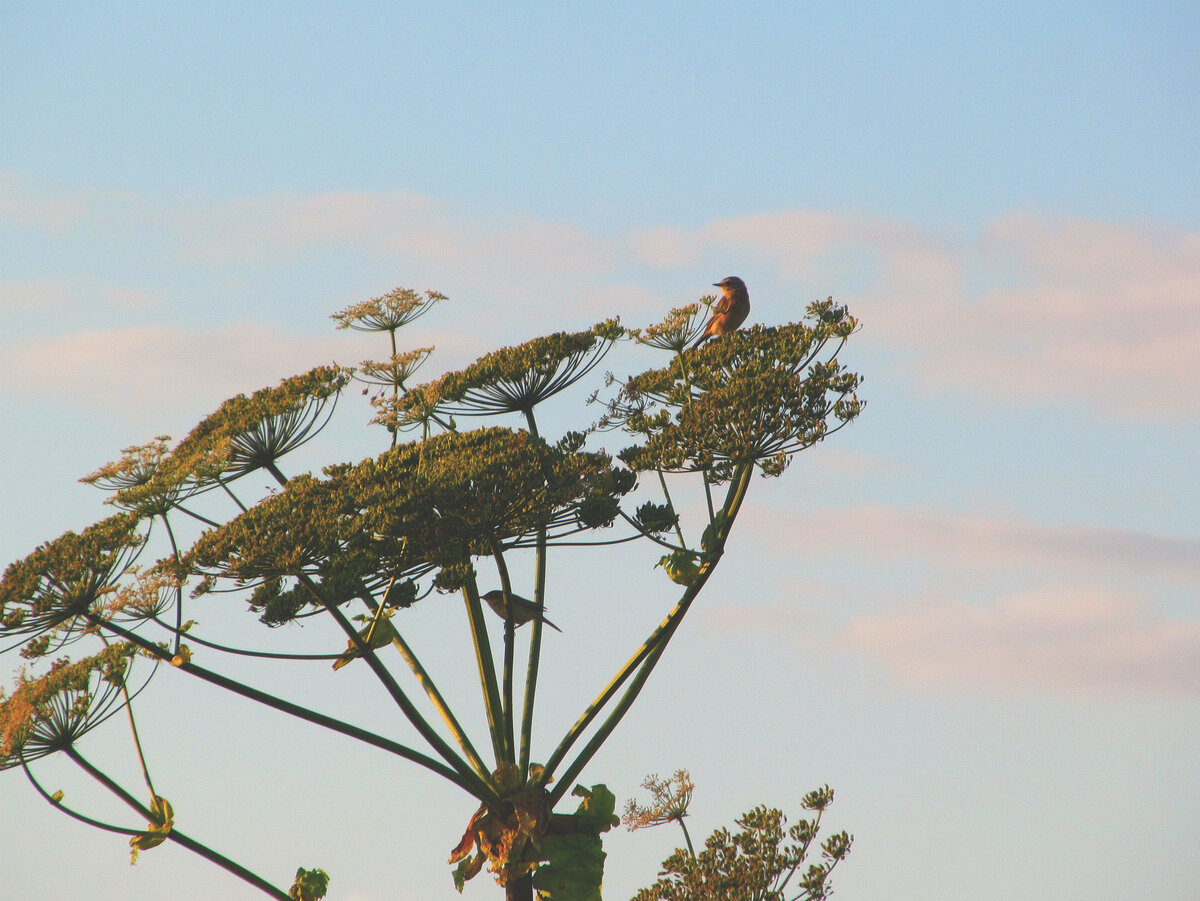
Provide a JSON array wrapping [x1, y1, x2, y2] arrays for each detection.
[[21, 756, 144, 836], [462, 574, 507, 765], [215, 474, 249, 512], [487, 535, 518, 763], [518, 407, 547, 780], [145, 616, 342, 659], [161, 514, 183, 656], [171, 505, 222, 528], [262, 460, 494, 793], [90, 615, 491, 801], [614, 507, 688, 552], [121, 681, 156, 796], [65, 748, 291, 901], [388, 327, 399, 447], [538, 633, 657, 783], [545, 463, 754, 805], [657, 469, 688, 548], [677, 817, 696, 858], [518, 532, 547, 780], [312, 579, 490, 794], [358, 588, 491, 780]]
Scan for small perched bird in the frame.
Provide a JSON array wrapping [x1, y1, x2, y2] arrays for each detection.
[[331, 615, 398, 670], [481, 589, 562, 632], [691, 276, 751, 348]]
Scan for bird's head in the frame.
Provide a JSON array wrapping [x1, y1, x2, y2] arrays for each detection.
[[713, 276, 747, 296]]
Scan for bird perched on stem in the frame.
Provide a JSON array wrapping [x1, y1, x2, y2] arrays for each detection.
[[690, 276, 750, 348], [331, 614, 398, 670], [481, 589, 562, 632]]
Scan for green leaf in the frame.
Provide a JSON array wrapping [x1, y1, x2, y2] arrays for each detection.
[[532, 785, 618, 901], [289, 866, 331, 901]]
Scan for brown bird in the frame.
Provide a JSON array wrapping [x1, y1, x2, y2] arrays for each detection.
[[691, 276, 750, 348], [481, 589, 562, 632]]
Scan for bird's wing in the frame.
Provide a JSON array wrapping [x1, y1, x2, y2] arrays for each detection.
[[712, 294, 733, 314]]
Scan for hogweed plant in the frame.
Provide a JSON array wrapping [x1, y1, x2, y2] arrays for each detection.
[[0, 283, 862, 901], [626, 772, 853, 901]]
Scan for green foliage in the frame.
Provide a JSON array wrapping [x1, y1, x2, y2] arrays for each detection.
[[532, 784, 619, 901], [289, 866, 331, 901], [383, 321, 620, 426], [629, 788, 852, 901], [656, 551, 701, 587], [449, 763, 553, 891], [0, 643, 138, 768], [0, 514, 144, 644], [606, 301, 862, 482], [187, 427, 634, 622], [129, 794, 174, 864], [1, 281, 864, 901]]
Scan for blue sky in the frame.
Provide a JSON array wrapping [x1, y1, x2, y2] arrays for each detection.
[[2, 3, 1199, 900]]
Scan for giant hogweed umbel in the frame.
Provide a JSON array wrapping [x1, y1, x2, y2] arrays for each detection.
[[0, 286, 861, 900]]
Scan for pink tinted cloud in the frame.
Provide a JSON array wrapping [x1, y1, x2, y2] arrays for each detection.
[[746, 503, 1200, 582], [8, 178, 1197, 418], [0, 172, 91, 229], [709, 210, 1200, 419], [846, 588, 1200, 696], [0, 322, 351, 416]]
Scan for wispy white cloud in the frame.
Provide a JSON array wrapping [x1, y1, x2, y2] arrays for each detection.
[[718, 503, 1200, 695], [747, 503, 1200, 583], [0, 172, 91, 229], [845, 588, 1200, 696], [4, 178, 1198, 419], [698, 584, 1200, 697], [703, 210, 1200, 419], [0, 322, 351, 416], [0, 280, 70, 311]]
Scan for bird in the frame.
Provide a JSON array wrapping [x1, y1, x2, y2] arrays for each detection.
[[331, 614, 398, 670], [480, 589, 562, 632], [690, 276, 750, 349]]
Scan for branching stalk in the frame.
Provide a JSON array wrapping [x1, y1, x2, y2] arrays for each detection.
[[66, 748, 291, 901], [88, 615, 491, 800], [357, 587, 490, 780]]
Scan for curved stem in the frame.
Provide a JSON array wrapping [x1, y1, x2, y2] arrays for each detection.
[[146, 615, 342, 659], [89, 615, 481, 796], [21, 756, 144, 836], [357, 586, 490, 780], [657, 469, 688, 549], [545, 463, 754, 805], [309, 577, 489, 795], [66, 748, 291, 900]]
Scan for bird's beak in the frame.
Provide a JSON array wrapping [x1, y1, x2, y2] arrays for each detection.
[[712, 282, 720, 287]]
